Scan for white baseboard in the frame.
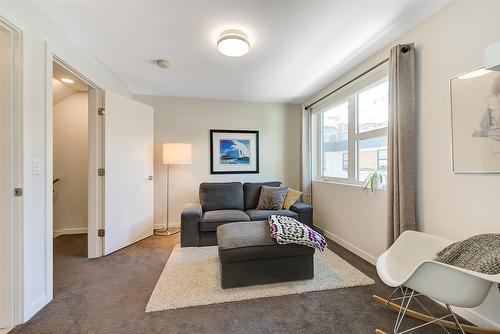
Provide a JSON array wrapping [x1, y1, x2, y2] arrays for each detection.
[[442, 302, 500, 330], [315, 225, 377, 265], [53, 227, 87, 238], [153, 223, 180, 230], [0, 328, 12, 334], [24, 294, 51, 323]]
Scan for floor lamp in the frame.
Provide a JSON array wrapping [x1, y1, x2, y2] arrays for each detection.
[[154, 143, 192, 236]]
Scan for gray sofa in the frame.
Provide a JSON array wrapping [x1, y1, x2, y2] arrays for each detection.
[[181, 181, 313, 247]]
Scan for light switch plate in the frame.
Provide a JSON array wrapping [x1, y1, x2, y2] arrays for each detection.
[[32, 158, 41, 175]]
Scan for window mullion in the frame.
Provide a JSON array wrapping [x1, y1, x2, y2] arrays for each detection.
[[319, 113, 324, 178], [357, 127, 387, 140], [347, 96, 356, 182]]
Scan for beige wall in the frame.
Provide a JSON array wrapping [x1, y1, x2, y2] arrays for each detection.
[[307, 0, 500, 328], [134, 95, 301, 228], [53, 92, 88, 237]]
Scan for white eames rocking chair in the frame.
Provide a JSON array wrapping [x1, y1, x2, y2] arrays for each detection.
[[373, 230, 500, 334]]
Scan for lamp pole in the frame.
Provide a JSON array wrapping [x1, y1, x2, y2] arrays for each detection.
[[154, 163, 179, 236], [154, 142, 191, 236]]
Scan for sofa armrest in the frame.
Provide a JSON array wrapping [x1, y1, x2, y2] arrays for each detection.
[[289, 201, 313, 227], [181, 202, 203, 247]]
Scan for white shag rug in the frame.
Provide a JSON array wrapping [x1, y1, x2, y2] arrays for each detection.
[[146, 245, 374, 312]]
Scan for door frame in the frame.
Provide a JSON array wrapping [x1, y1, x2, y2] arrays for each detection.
[[47, 52, 105, 260], [0, 16, 22, 330]]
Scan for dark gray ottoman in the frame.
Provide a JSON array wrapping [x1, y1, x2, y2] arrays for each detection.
[[217, 221, 315, 289]]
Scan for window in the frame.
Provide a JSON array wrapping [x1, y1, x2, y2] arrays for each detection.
[[342, 153, 348, 171], [377, 149, 388, 171], [316, 75, 389, 187], [321, 102, 348, 179]]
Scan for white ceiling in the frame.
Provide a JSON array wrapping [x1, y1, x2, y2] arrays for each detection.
[[36, 0, 447, 104]]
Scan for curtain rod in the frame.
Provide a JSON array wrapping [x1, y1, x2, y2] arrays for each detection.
[[305, 57, 389, 110]]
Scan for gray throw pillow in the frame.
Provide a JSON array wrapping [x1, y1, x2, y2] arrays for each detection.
[[256, 186, 288, 210]]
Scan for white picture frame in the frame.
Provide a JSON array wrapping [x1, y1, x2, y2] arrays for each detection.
[[450, 67, 500, 173]]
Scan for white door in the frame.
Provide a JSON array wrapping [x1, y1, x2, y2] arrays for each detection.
[[104, 91, 154, 255], [0, 24, 14, 329]]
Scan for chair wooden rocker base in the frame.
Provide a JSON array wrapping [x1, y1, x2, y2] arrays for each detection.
[[372, 292, 500, 334]]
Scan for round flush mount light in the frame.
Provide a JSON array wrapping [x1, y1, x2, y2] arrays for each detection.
[[217, 30, 250, 57], [60, 78, 74, 84], [156, 59, 170, 69]]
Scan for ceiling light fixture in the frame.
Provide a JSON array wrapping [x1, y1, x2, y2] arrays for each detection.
[[156, 59, 170, 69], [217, 30, 250, 57], [60, 78, 74, 84]]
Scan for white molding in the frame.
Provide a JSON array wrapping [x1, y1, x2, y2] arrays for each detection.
[[153, 222, 180, 229], [44, 41, 54, 317], [0, 328, 12, 334], [23, 294, 49, 322], [454, 307, 500, 330], [315, 225, 377, 265], [53, 228, 88, 239], [432, 300, 500, 330]]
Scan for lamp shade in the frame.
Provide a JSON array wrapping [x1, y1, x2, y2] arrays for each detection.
[[163, 143, 192, 165]]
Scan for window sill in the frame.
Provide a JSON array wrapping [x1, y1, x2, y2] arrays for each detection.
[[313, 179, 387, 191]]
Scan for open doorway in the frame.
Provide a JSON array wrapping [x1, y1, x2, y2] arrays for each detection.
[[52, 63, 90, 258], [50, 57, 104, 263]]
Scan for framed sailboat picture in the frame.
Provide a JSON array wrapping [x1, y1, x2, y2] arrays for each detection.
[[210, 130, 259, 174]]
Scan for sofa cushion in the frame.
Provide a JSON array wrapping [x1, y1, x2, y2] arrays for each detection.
[[245, 209, 298, 221], [217, 221, 314, 263], [199, 210, 250, 232], [243, 181, 281, 210], [199, 182, 244, 212]]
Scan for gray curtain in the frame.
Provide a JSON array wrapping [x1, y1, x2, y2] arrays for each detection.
[[300, 106, 312, 204], [387, 43, 416, 247]]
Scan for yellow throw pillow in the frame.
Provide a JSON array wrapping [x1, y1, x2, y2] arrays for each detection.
[[283, 188, 302, 210]]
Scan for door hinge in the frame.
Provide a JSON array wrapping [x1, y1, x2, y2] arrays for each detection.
[[98, 229, 105, 237], [98, 108, 106, 116], [14, 188, 23, 196], [98, 168, 105, 176]]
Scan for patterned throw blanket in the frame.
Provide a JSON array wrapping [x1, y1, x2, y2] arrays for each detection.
[[435, 234, 500, 275], [268, 215, 327, 251]]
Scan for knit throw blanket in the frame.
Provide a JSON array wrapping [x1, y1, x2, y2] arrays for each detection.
[[268, 215, 327, 251], [435, 233, 500, 275]]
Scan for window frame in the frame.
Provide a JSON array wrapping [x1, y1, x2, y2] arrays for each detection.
[[342, 152, 348, 171], [377, 149, 388, 171], [314, 65, 389, 186]]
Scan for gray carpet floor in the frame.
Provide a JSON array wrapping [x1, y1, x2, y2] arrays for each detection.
[[11, 233, 462, 334]]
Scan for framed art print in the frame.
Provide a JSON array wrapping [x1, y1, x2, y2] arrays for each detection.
[[210, 130, 259, 174], [450, 67, 500, 173]]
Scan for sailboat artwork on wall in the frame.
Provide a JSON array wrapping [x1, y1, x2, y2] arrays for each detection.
[[210, 130, 259, 174], [220, 139, 251, 164]]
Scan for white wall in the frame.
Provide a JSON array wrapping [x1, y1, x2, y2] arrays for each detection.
[[53, 92, 88, 237], [134, 95, 301, 228], [306, 0, 500, 328], [0, 0, 130, 322], [313, 182, 387, 264]]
